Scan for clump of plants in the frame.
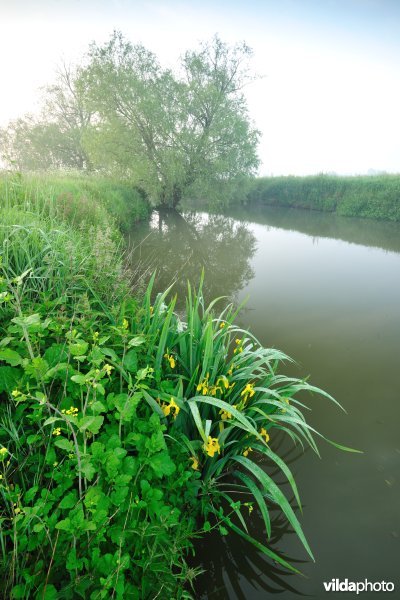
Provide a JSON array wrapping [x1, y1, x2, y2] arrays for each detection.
[[0, 271, 202, 599], [130, 274, 357, 572]]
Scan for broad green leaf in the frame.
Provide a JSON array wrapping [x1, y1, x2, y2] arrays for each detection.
[[78, 415, 104, 435], [69, 341, 88, 357], [123, 349, 138, 373], [54, 438, 74, 452], [0, 366, 22, 393], [0, 349, 22, 366]]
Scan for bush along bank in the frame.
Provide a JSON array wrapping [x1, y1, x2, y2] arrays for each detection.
[[0, 174, 356, 599], [247, 174, 400, 222]]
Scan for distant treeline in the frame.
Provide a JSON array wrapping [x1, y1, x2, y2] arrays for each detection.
[[246, 175, 400, 221]]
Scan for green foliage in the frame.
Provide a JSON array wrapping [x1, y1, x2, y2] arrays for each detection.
[[0, 171, 354, 594], [1, 32, 260, 208], [0, 278, 201, 599], [246, 174, 400, 222], [0, 64, 93, 171], [114, 274, 357, 572]]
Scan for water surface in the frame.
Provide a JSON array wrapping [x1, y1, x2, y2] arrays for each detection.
[[128, 205, 400, 599]]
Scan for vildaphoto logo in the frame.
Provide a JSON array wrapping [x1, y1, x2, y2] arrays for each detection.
[[323, 579, 395, 594]]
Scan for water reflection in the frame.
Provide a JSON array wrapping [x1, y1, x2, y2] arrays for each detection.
[[126, 208, 257, 306], [218, 204, 400, 254], [126, 204, 400, 599], [192, 436, 309, 599]]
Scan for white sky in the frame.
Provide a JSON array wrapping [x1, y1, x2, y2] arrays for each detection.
[[1, 0, 400, 175]]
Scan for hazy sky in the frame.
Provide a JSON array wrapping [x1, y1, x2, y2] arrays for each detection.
[[1, 0, 400, 175]]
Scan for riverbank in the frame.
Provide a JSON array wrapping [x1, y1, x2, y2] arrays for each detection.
[[246, 174, 400, 222], [0, 172, 202, 598], [0, 173, 348, 599]]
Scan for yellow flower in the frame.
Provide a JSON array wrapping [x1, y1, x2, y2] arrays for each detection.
[[103, 363, 114, 376], [0, 447, 8, 459], [219, 404, 237, 420], [240, 382, 255, 405], [260, 427, 270, 444], [92, 331, 99, 341], [164, 353, 176, 369], [217, 376, 230, 390], [122, 318, 129, 330], [52, 428, 61, 436], [219, 408, 232, 420], [204, 436, 221, 457], [162, 398, 180, 419], [190, 456, 199, 470], [196, 373, 210, 395], [11, 389, 20, 398], [219, 322, 225, 329], [242, 447, 253, 457]]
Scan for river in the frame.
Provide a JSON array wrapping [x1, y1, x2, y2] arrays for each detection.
[[127, 204, 400, 599]]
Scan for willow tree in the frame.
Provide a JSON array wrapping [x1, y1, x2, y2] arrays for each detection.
[[0, 63, 94, 171], [82, 32, 260, 207]]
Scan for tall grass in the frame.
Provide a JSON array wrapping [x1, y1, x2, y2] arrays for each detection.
[[0, 172, 150, 307], [0, 171, 150, 232], [246, 174, 400, 221]]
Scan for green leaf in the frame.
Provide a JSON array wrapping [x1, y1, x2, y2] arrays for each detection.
[[11, 313, 41, 330], [149, 451, 176, 477], [26, 434, 41, 445], [11, 584, 26, 599], [101, 347, 119, 361], [233, 455, 314, 560], [0, 349, 22, 366], [78, 415, 104, 435], [228, 521, 301, 574], [59, 491, 78, 509], [54, 438, 73, 452], [114, 393, 141, 422], [44, 344, 68, 367], [69, 341, 89, 357], [71, 374, 87, 385], [80, 456, 96, 481], [43, 417, 60, 426], [55, 518, 72, 532], [91, 400, 106, 414], [128, 336, 145, 347], [0, 366, 22, 393], [123, 349, 138, 373]]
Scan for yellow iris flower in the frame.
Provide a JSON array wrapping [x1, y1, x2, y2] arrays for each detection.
[[204, 436, 221, 457]]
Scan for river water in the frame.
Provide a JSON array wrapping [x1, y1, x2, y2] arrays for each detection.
[[128, 205, 400, 599]]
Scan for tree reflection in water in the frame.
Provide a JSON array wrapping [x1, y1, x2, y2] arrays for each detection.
[[126, 208, 257, 307]]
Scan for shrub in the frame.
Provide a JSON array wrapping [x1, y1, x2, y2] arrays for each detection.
[[0, 274, 201, 599]]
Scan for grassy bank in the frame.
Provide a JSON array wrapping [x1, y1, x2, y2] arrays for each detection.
[[246, 174, 400, 221], [0, 173, 353, 599]]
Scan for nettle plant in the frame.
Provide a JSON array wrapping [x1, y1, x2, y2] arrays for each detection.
[[0, 272, 201, 600]]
